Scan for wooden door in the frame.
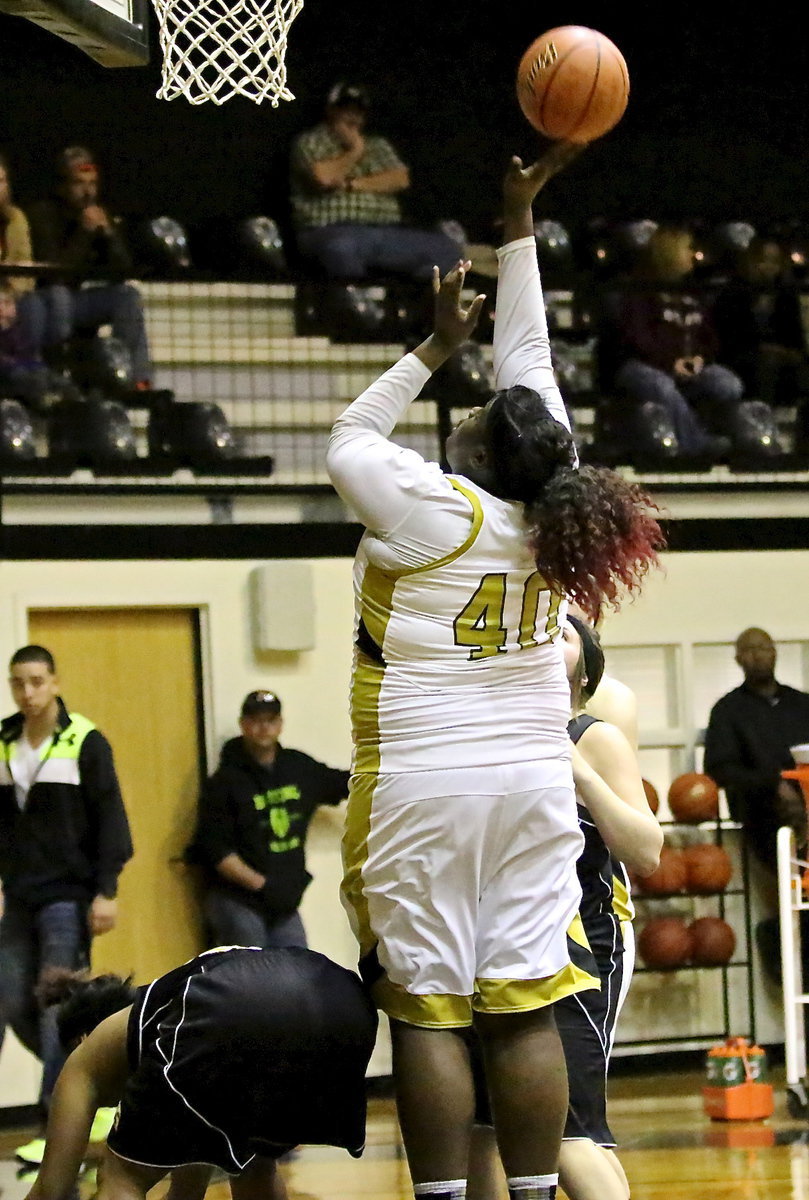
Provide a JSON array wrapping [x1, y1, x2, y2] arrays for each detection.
[[27, 607, 205, 983]]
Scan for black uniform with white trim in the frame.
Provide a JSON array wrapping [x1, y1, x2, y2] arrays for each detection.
[[107, 945, 378, 1172], [554, 713, 625, 1146]]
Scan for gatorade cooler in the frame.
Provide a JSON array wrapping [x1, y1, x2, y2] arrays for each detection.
[[703, 1037, 774, 1120]]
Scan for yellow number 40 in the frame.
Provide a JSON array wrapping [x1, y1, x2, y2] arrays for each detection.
[[453, 571, 561, 661]]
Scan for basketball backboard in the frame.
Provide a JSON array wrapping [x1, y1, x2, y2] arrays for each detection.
[[0, 0, 148, 65]]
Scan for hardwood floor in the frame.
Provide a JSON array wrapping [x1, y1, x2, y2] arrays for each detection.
[[2, 1069, 808, 1199]]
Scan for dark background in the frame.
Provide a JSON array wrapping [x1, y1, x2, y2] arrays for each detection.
[[1, 3, 808, 243]]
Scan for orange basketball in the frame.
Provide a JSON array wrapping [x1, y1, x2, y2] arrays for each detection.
[[642, 778, 660, 815], [668, 772, 720, 823], [636, 844, 687, 896], [516, 26, 629, 143], [638, 917, 693, 969], [683, 844, 733, 894], [689, 917, 736, 966]]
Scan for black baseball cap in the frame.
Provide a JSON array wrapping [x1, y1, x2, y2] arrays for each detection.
[[327, 82, 370, 110], [240, 690, 282, 718]]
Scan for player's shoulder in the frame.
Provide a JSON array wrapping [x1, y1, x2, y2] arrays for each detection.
[[579, 717, 631, 757]]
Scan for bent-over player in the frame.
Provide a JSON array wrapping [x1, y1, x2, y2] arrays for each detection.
[[25, 945, 377, 1200]]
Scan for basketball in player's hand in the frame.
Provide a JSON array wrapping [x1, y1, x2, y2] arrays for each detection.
[[642, 778, 660, 814], [517, 26, 629, 142]]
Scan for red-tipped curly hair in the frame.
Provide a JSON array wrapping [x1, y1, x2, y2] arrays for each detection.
[[485, 385, 664, 619], [526, 464, 664, 621]]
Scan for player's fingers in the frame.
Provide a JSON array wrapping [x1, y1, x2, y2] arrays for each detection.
[[465, 294, 487, 326]]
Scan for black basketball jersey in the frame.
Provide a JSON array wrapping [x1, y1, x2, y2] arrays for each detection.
[[568, 714, 617, 956], [110, 945, 378, 1173]]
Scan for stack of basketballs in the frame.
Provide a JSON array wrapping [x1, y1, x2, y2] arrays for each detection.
[[635, 773, 737, 970]]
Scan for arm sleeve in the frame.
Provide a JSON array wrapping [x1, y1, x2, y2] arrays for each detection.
[[79, 731, 133, 898], [6, 209, 35, 295], [364, 136, 406, 172], [326, 352, 438, 533], [315, 763, 350, 806], [192, 775, 238, 867], [493, 236, 571, 434]]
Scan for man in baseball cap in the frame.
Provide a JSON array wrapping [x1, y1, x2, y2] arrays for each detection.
[[189, 689, 349, 950]]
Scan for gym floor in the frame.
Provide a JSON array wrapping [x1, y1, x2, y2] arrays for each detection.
[[0, 1067, 807, 1200]]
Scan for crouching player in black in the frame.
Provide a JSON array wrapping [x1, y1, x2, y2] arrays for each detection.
[[24, 945, 378, 1200]]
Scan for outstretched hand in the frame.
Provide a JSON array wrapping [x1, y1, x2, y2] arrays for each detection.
[[503, 142, 586, 211], [432, 259, 486, 353]]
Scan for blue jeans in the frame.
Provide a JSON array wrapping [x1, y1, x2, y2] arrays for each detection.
[[204, 890, 308, 950], [34, 282, 152, 384], [0, 899, 89, 1110], [616, 359, 744, 452], [297, 223, 460, 281]]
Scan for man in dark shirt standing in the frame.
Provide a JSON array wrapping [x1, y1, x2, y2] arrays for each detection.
[[190, 690, 349, 949], [704, 627, 809, 874]]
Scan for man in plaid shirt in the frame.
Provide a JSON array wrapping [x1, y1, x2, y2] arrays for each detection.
[[291, 82, 459, 281]]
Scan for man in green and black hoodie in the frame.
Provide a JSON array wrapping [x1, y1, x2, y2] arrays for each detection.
[[190, 690, 349, 950], [0, 644, 133, 1134]]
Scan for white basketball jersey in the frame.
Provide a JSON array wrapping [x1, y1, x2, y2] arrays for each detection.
[[350, 475, 569, 775]]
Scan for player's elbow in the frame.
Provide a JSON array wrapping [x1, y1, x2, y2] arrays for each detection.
[[632, 825, 665, 877]]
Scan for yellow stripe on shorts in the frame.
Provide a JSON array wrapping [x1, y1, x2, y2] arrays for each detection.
[[372, 977, 474, 1028], [474, 913, 600, 1016]]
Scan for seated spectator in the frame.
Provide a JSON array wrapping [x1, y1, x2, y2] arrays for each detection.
[[713, 236, 809, 414], [27, 146, 152, 388], [0, 153, 52, 357], [290, 82, 459, 282], [607, 224, 741, 461], [0, 282, 52, 407], [0, 154, 34, 299]]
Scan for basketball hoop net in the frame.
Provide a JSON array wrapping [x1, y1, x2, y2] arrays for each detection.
[[151, 0, 303, 106]]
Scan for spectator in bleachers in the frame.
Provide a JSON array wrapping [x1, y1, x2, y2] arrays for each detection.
[[0, 153, 53, 360], [713, 236, 809, 418], [0, 281, 52, 408], [606, 224, 741, 461], [290, 82, 459, 282], [0, 154, 35, 300], [27, 146, 152, 388]]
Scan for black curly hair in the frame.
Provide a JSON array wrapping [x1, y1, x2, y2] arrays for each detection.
[[52, 973, 137, 1051]]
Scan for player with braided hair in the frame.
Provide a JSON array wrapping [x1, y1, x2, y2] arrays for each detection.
[[326, 143, 664, 1200]]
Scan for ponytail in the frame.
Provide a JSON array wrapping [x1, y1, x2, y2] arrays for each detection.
[[525, 464, 665, 621], [483, 385, 665, 618]]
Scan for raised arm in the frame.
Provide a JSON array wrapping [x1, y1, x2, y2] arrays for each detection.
[[326, 261, 485, 533], [493, 147, 583, 431]]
